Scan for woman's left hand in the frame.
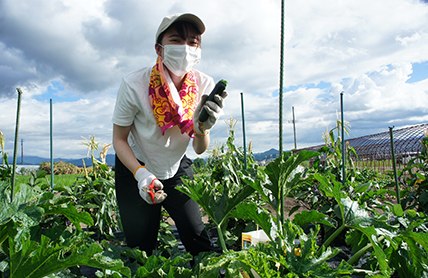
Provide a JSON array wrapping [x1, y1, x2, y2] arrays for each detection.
[[193, 90, 228, 135]]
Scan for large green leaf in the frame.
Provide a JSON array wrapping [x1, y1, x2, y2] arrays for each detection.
[[7, 232, 130, 278], [242, 174, 273, 209], [262, 151, 319, 237], [231, 202, 275, 241], [126, 248, 193, 278], [176, 178, 220, 226], [314, 174, 393, 275], [294, 247, 352, 277], [403, 231, 428, 252], [41, 203, 93, 232], [315, 173, 345, 200], [399, 231, 428, 275], [315, 174, 371, 225], [178, 174, 255, 252], [0, 182, 43, 227], [265, 151, 319, 200], [389, 248, 418, 278], [340, 197, 370, 224], [345, 229, 369, 255], [354, 225, 391, 277], [177, 177, 254, 228], [292, 210, 335, 229], [205, 249, 278, 278], [210, 235, 353, 278]]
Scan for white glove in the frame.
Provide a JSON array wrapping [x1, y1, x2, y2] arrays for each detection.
[[193, 91, 228, 136], [134, 166, 167, 204]]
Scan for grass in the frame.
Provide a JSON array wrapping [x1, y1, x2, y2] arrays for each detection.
[[15, 174, 84, 188]]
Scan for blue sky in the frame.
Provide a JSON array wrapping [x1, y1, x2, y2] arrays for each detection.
[[407, 61, 428, 83], [35, 81, 80, 103], [1, 0, 428, 160]]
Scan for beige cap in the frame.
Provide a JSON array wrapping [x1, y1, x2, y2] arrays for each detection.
[[155, 13, 205, 42]]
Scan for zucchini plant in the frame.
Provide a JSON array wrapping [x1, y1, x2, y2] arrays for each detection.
[[177, 124, 259, 252], [0, 180, 129, 278], [243, 150, 319, 238], [205, 219, 353, 278], [312, 172, 428, 277], [179, 127, 356, 277]]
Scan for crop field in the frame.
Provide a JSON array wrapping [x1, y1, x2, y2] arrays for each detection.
[[15, 173, 83, 188], [1, 123, 428, 278]]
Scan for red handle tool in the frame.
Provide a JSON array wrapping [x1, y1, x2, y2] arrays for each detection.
[[147, 179, 158, 204]]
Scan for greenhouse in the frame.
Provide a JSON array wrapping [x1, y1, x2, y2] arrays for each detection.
[[297, 123, 428, 173]]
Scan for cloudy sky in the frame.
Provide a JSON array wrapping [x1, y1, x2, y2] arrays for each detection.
[[1, 0, 428, 161]]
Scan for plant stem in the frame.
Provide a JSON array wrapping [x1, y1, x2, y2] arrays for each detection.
[[317, 224, 345, 256], [347, 242, 372, 266], [279, 180, 285, 237], [347, 235, 385, 266], [216, 225, 228, 253], [92, 155, 98, 180]]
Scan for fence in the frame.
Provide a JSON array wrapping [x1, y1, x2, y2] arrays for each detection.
[[296, 123, 428, 173]]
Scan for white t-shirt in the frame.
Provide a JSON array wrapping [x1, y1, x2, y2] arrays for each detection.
[[112, 66, 215, 179]]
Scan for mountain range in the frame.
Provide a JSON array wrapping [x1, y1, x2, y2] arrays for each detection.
[[7, 148, 280, 167], [7, 154, 116, 167]]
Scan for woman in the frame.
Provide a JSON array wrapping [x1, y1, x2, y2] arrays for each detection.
[[112, 13, 227, 256]]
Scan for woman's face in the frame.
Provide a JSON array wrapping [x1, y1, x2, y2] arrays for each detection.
[[155, 23, 201, 57]]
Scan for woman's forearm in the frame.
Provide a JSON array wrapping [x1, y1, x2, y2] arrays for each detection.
[[113, 124, 141, 174], [193, 133, 210, 154]]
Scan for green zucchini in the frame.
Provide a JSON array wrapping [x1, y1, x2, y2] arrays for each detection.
[[198, 79, 228, 122]]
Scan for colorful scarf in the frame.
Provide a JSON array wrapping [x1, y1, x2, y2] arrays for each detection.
[[149, 56, 198, 137]]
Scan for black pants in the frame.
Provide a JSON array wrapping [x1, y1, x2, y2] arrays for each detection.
[[115, 155, 213, 256]]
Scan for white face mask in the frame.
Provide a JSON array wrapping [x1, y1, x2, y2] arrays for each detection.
[[159, 44, 201, 76]]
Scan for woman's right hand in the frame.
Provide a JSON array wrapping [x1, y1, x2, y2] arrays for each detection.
[[134, 166, 167, 204]]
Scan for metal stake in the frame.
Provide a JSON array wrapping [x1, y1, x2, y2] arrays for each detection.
[[50, 99, 54, 189], [241, 92, 247, 169], [340, 92, 345, 185], [279, 0, 285, 155], [11, 88, 23, 202], [292, 106, 297, 149], [389, 126, 401, 207]]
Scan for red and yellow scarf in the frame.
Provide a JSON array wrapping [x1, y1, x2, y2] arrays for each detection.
[[149, 57, 197, 137]]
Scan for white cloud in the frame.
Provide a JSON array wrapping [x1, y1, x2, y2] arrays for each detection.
[[1, 0, 428, 161], [1, 89, 116, 159]]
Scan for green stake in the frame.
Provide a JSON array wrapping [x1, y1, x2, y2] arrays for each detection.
[[279, 0, 285, 154], [11, 88, 23, 202], [389, 126, 401, 208], [240, 92, 247, 169], [50, 99, 54, 189], [341, 92, 346, 186]]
